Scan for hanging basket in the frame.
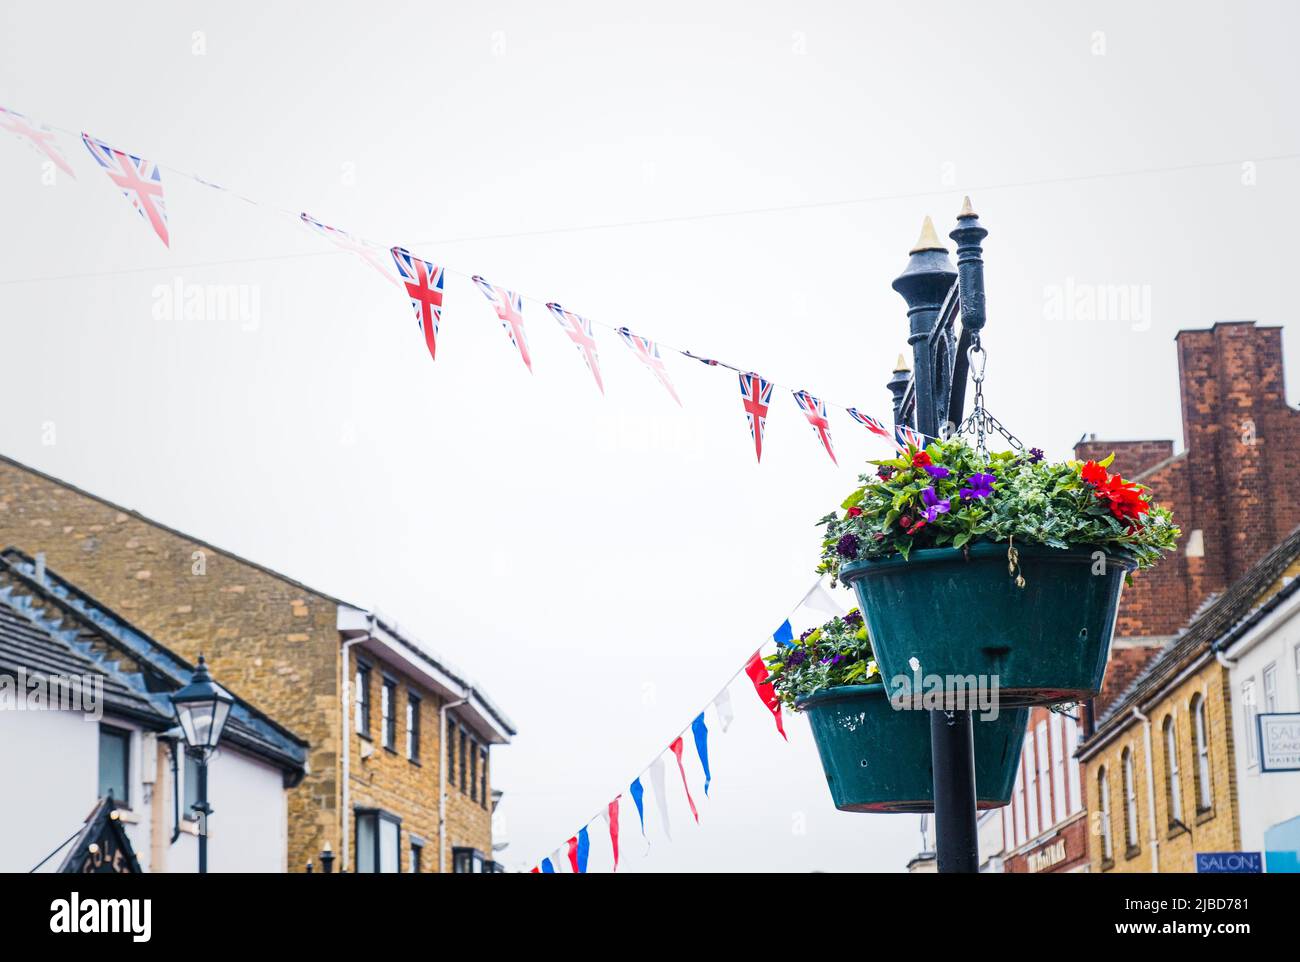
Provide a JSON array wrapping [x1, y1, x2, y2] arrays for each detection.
[[797, 682, 1027, 813], [840, 541, 1134, 708]]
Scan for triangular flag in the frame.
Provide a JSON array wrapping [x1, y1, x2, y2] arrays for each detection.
[[792, 390, 837, 465], [617, 328, 681, 405], [300, 212, 397, 286], [648, 756, 672, 841], [895, 423, 926, 452], [846, 407, 892, 439], [738, 373, 774, 463], [801, 582, 845, 617], [82, 132, 168, 246], [629, 777, 647, 838], [391, 247, 445, 362], [530, 866, 540, 873], [602, 796, 621, 871], [565, 835, 580, 873], [472, 275, 532, 372], [0, 107, 74, 177], [540, 857, 555, 874], [772, 619, 794, 648], [550, 847, 567, 873], [546, 302, 604, 394], [691, 713, 712, 796], [576, 826, 591, 873], [744, 650, 787, 741], [669, 736, 700, 823], [713, 688, 735, 733]]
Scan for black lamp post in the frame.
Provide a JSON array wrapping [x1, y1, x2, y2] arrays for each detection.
[[170, 654, 234, 874], [890, 201, 989, 873]]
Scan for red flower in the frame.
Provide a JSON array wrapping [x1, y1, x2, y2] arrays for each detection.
[[1100, 475, 1149, 522], [909, 520, 928, 534], [847, 506, 863, 518], [1081, 460, 1108, 486], [899, 515, 913, 529], [911, 451, 933, 468]]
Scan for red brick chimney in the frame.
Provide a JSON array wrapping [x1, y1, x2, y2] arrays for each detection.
[[1076, 321, 1300, 713]]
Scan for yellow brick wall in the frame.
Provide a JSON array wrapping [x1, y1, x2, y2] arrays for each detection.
[[0, 457, 341, 874], [1085, 659, 1240, 872], [345, 647, 492, 872]]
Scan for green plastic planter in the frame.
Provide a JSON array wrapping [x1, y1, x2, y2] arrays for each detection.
[[840, 542, 1134, 708], [797, 683, 1027, 813]]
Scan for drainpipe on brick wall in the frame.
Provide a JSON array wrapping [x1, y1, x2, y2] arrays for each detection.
[[1132, 706, 1160, 873], [439, 690, 471, 873], [340, 616, 374, 872]]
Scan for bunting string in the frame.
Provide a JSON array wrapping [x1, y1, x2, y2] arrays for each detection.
[[0, 104, 947, 464], [523, 579, 841, 872]]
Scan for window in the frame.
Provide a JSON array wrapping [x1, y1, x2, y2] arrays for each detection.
[[407, 693, 421, 762], [183, 750, 200, 819], [411, 838, 424, 873], [470, 741, 479, 802], [1121, 747, 1139, 854], [355, 810, 401, 873], [1065, 716, 1083, 813], [480, 747, 488, 809], [1035, 722, 1051, 829], [452, 846, 486, 873], [1050, 716, 1067, 824], [1242, 678, 1258, 765], [459, 727, 468, 793], [98, 726, 130, 806], [1294, 641, 1300, 704], [1163, 716, 1183, 827], [1013, 765, 1026, 846], [382, 677, 397, 751], [1263, 663, 1278, 713], [355, 661, 371, 738], [447, 720, 457, 785], [1024, 736, 1039, 838], [1098, 767, 1113, 861], [1192, 695, 1213, 811]]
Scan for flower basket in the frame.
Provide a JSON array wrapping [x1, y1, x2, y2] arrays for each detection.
[[796, 682, 1027, 813], [840, 542, 1134, 707]]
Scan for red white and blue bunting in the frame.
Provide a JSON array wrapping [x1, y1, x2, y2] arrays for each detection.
[[0, 106, 945, 464]]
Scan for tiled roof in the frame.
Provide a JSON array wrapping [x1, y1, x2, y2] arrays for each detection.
[[0, 550, 307, 779], [1088, 523, 1300, 738]]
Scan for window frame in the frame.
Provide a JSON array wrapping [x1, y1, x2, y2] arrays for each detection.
[[355, 659, 372, 739], [1097, 766, 1114, 863], [381, 676, 398, 752], [98, 724, 132, 808], [1191, 695, 1213, 813], [407, 692, 421, 763], [447, 719, 457, 785], [1024, 734, 1040, 838], [1121, 746, 1139, 856], [1242, 678, 1258, 766], [479, 746, 488, 810], [354, 808, 402, 873], [1163, 715, 1183, 828], [1262, 662, 1278, 713]]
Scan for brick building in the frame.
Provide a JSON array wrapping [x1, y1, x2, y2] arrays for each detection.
[[0, 454, 515, 872], [1002, 320, 1300, 872]]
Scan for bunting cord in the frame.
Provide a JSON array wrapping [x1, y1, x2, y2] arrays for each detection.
[[530, 578, 826, 869]]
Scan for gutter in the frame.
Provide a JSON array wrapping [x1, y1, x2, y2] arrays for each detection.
[[1132, 706, 1160, 873], [340, 614, 374, 873], [439, 691, 470, 873]]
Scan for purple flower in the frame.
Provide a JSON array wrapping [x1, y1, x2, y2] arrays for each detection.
[[1028, 447, 1044, 464], [836, 533, 860, 559], [920, 486, 951, 522], [799, 627, 817, 642], [923, 464, 951, 480], [959, 472, 996, 500], [843, 609, 864, 627], [821, 653, 846, 666], [787, 650, 807, 667]]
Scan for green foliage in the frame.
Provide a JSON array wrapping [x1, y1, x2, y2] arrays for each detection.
[[764, 610, 879, 711], [817, 439, 1180, 585]]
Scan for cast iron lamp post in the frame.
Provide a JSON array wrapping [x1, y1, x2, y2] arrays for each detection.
[[170, 654, 234, 874], [888, 199, 989, 873]]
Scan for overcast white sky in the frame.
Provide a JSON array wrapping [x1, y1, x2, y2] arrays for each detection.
[[2, 1, 1298, 871]]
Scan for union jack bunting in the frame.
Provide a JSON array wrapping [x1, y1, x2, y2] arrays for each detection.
[[895, 423, 927, 451], [793, 390, 837, 465], [846, 407, 892, 440], [391, 247, 445, 362], [302, 213, 397, 286], [546, 303, 604, 395], [82, 132, 168, 246], [0, 107, 74, 178], [738, 373, 774, 463], [472, 276, 532, 372], [617, 328, 681, 405]]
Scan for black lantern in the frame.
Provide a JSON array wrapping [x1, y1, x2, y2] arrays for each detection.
[[170, 654, 234, 873], [171, 654, 234, 752]]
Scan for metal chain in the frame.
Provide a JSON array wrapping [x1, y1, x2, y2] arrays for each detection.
[[954, 334, 1025, 455]]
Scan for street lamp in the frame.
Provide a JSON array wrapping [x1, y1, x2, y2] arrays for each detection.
[[170, 654, 234, 873]]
